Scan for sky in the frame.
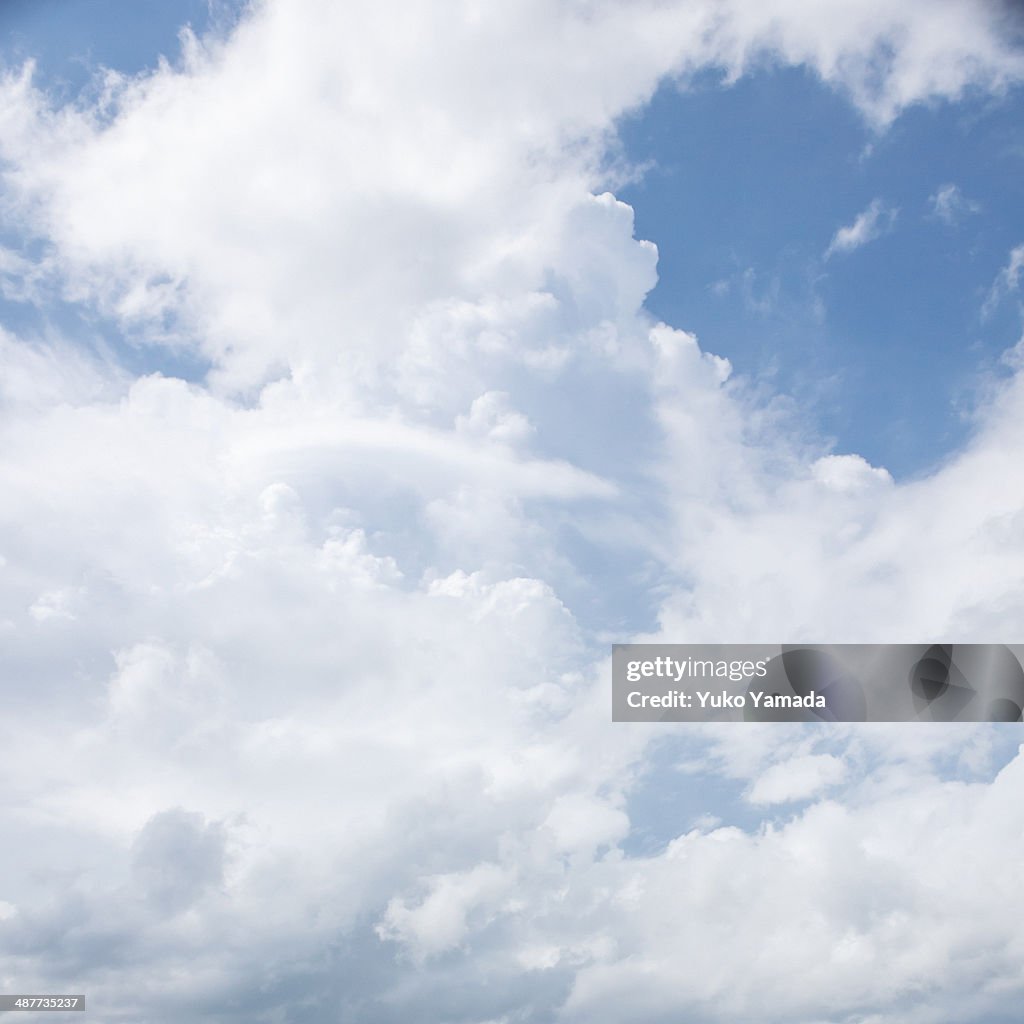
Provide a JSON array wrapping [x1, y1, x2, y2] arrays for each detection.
[[1, 1, 1024, 1022], [619, 65, 1024, 477]]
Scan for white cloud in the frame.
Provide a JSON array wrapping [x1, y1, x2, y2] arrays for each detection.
[[650, 343, 1024, 643], [455, 391, 535, 445], [983, 243, 1024, 317], [377, 862, 518, 960], [813, 453, 894, 493], [28, 586, 80, 622], [929, 182, 980, 225], [747, 752, 848, 803], [0, 1, 1023, 1022], [825, 198, 898, 258], [558, 745, 1024, 1024]]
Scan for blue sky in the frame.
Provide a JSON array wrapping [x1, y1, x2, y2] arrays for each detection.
[[618, 67, 1024, 477], [0, 0, 219, 88], [3, 3, 1024, 1023], [0, 0, 228, 380]]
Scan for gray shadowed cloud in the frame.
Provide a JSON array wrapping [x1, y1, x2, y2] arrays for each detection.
[[131, 808, 227, 913]]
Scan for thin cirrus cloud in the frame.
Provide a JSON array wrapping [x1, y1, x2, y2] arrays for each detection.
[[824, 198, 898, 258], [0, 1, 1023, 1022]]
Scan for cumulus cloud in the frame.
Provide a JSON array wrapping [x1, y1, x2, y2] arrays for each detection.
[[0, 1, 1023, 1022], [812, 453, 894, 493], [747, 752, 848, 803], [825, 198, 898, 258], [558, 743, 1024, 1024]]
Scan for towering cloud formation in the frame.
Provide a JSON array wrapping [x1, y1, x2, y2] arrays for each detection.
[[0, 1, 1023, 1021]]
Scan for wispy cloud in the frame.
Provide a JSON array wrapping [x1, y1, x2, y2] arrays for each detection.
[[930, 182, 980, 225], [825, 198, 898, 258], [983, 243, 1024, 317]]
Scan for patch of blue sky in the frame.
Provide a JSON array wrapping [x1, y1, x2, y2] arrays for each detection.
[[2, 290, 212, 382], [0, 1, 241, 383], [621, 723, 1024, 860], [0, 0, 233, 96], [616, 66, 1024, 479], [621, 735, 760, 858]]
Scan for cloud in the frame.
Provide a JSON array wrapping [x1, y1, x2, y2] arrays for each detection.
[[747, 752, 848, 803], [649, 332, 1024, 643], [812, 453, 894, 493], [983, 243, 1024, 317], [131, 809, 227, 913], [0, 1, 1023, 1022], [0, 2, 1020, 392], [558, 742, 1024, 1024], [455, 391, 535, 445], [929, 182, 981, 225], [825, 198, 898, 258]]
